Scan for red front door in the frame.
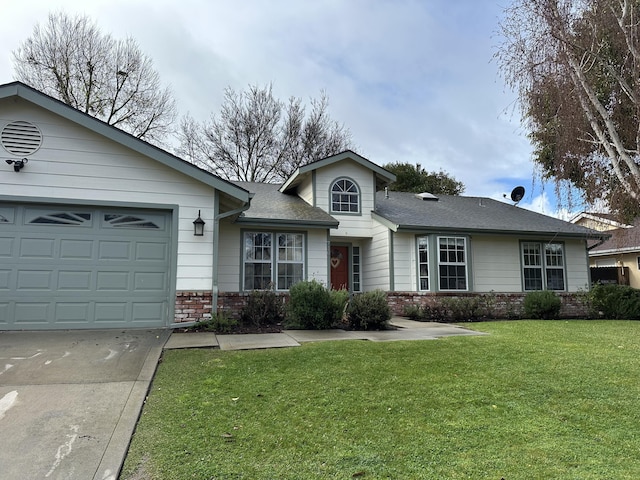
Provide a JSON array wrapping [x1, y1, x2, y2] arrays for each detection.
[[330, 246, 349, 290]]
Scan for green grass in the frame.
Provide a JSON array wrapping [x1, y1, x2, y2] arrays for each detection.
[[121, 321, 640, 479]]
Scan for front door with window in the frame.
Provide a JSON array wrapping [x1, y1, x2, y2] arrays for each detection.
[[330, 245, 349, 290]]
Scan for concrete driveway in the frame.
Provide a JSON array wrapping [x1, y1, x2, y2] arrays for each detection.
[[0, 329, 169, 480]]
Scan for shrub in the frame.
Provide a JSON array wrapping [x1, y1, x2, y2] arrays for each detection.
[[286, 280, 334, 329], [189, 313, 237, 333], [329, 288, 350, 325], [403, 304, 423, 320], [588, 283, 640, 319], [347, 290, 391, 330], [240, 289, 283, 327], [523, 290, 562, 319], [441, 296, 486, 322]]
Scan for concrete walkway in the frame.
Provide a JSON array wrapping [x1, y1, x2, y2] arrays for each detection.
[[165, 318, 487, 351]]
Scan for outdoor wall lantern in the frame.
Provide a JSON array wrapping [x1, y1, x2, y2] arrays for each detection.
[[5, 158, 28, 172], [193, 210, 205, 236]]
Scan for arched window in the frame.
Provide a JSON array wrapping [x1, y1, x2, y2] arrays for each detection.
[[331, 178, 360, 213]]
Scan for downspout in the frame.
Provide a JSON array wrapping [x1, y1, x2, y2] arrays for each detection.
[[211, 191, 253, 315]]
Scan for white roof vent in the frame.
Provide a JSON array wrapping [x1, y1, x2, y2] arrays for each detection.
[[1, 120, 43, 156], [415, 192, 438, 201]]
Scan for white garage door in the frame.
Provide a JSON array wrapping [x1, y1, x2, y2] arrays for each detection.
[[0, 204, 172, 330]]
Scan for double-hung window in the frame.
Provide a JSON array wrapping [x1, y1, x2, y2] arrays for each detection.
[[244, 232, 304, 290], [521, 241, 565, 291], [438, 236, 468, 290]]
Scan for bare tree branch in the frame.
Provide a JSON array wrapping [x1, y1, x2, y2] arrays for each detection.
[[12, 12, 177, 146]]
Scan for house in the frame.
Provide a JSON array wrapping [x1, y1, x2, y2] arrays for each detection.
[[0, 82, 604, 330], [572, 212, 640, 288]]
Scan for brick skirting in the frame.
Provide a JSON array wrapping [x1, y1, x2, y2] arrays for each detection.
[[174, 291, 213, 323], [175, 290, 589, 323], [386, 291, 589, 319]]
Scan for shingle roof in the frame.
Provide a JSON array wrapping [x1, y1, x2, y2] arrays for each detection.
[[590, 223, 640, 254], [234, 182, 339, 228], [374, 191, 603, 238]]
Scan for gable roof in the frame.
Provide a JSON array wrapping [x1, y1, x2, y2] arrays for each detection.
[[374, 191, 604, 239], [279, 150, 396, 194], [0, 81, 250, 203], [570, 211, 630, 231], [234, 182, 339, 228]]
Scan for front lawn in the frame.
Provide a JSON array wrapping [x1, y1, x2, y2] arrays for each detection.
[[121, 321, 640, 479]]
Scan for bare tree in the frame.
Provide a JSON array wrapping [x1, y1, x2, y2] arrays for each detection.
[[496, 0, 640, 219], [178, 84, 352, 183], [13, 12, 177, 145]]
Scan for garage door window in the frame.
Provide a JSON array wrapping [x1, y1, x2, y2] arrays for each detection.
[[104, 214, 161, 229], [29, 212, 91, 225]]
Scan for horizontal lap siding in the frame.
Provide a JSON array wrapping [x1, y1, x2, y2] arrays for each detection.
[[392, 232, 414, 291], [0, 101, 216, 291], [471, 236, 522, 292], [315, 160, 376, 238], [565, 240, 590, 291], [363, 222, 390, 291]]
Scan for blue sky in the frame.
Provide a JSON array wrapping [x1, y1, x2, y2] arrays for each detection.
[[0, 0, 570, 216]]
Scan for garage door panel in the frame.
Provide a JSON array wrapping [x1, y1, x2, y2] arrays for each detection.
[[135, 242, 168, 261], [20, 238, 55, 258], [0, 237, 13, 256], [55, 303, 91, 322], [134, 272, 167, 292], [1, 204, 172, 330], [98, 241, 131, 261], [95, 303, 128, 323], [96, 271, 130, 291], [132, 302, 166, 323], [17, 270, 52, 290], [58, 271, 93, 290], [60, 239, 93, 259], [0, 270, 11, 289], [15, 303, 50, 323], [0, 303, 9, 324]]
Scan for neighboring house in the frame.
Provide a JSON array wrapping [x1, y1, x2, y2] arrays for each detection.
[[572, 212, 640, 288], [0, 82, 604, 330]]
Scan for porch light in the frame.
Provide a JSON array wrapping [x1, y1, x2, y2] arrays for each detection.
[[193, 210, 205, 236]]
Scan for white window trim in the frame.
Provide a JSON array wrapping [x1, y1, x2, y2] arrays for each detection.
[[437, 236, 469, 291], [330, 177, 361, 214], [521, 241, 566, 291], [243, 231, 305, 291], [417, 235, 430, 291]]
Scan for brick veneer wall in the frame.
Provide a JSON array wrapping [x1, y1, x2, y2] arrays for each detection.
[[195, 290, 589, 323], [386, 291, 589, 319], [174, 291, 213, 323], [216, 292, 290, 319]]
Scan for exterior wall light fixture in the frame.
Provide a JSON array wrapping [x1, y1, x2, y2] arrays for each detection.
[[193, 210, 205, 236], [5, 158, 28, 172]]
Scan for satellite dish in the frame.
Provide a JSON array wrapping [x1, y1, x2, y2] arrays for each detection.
[[510, 186, 525, 204]]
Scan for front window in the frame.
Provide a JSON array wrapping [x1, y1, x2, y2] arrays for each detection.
[[417, 236, 429, 290], [244, 232, 304, 290], [331, 178, 360, 213], [521, 242, 565, 291], [438, 236, 467, 290], [352, 246, 361, 292]]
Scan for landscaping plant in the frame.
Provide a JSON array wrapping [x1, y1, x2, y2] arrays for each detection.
[[347, 289, 391, 330], [523, 290, 561, 319]]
